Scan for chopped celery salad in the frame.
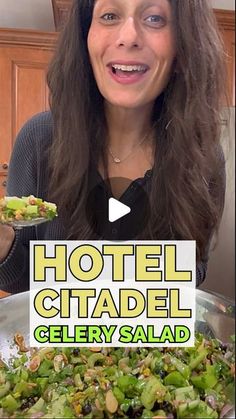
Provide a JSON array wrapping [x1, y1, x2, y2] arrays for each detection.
[[0, 196, 57, 224], [0, 333, 234, 418]]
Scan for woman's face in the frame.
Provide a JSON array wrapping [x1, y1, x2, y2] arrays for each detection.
[[87, 0, 176, 111]]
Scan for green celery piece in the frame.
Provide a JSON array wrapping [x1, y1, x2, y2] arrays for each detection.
[[103, 366, 117, 376], [177, 400, 218, 418], [70, 355, 83, 364], [164, 371, 188, 387], [1, 393, 19, 413], [46, 394, 68, 418], [177, 402, 188, 415], [0, 381, 10, 398], [150, 357, 164, 373], [6, 199, 25, 210], [13, 380, 35, 398], [174, 385, 196, 401], [176, 399, 201, 415], [87, 353, 104, 368], [37, 359, 53, 377], [46, 209, 57, 220], [189, 349, 208, 370], [190, 374, 217, 390], [120, 398, 133, 413], [141, 408, 154, 418], [79, 348, 92, 357], [59, 364, 73, 378], [74, 372, 83, 388], [36, 377, 49, 392], [62, 405, 75, 418], [214, 382, 223, 394], [188, 400, 200, 410], [141, 376, 166, 410], [61, 347, 71, 358], [130, 395, 142, 409], [83, 386, 96, 401], [25, 205, 38, 214], [73, 364, 86, 376], [45, 202, 57, 211], [190, 365, 218, 390], [169, 356, 190, 379], [13, 354, 28, 368], [6, 371, 20, 385], [48, 371, 61, 384], [27, 397, 45, 415], [13, 359, 23, 370], [224, 382, 235, 404], [20, 368, 28, 382], [135, 379, 146, 393], [154, 409, 167, 417], [37, 347, 55, 361], [113, 386, 125, 404], [117, 375, 138, 395]]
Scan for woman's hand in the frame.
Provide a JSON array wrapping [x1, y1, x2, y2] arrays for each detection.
[[0, 224, 15, 263]]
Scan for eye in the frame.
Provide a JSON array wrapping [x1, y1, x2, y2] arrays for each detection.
[[144, 15, 167, 28], [100, 13, 119, 23]]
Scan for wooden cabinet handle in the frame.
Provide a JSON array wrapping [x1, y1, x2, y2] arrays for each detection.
[[2, 163, 8, 170], [0, 290, 11, 298], [2, 180, 7, 187]]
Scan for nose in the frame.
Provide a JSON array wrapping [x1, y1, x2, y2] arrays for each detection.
[[115, 17, 142, 49]]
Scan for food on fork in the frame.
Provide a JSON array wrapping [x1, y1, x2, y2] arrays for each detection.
[[0, 195, 57, 224]]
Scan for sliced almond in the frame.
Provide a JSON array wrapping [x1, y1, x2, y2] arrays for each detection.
[[14, 333, 29, 352], [28, 355, 41, 372], [53, 354, 66, 372], [105, 390, 118, 414], [95, 398, 103, 411]]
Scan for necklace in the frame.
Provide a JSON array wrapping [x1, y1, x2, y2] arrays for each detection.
[[108, 130, 152, 164]]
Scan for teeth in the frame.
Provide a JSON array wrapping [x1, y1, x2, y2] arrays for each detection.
[[112, 64, 146, 72]]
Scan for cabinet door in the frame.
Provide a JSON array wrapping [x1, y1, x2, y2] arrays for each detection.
[[0, 174, 7, 197], [220, 28, 235, 106], [214, 9, 235, 107], [0, 31, 56, 196]]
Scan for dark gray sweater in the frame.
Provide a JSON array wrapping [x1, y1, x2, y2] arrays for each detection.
[[0, 112, 224, 293]]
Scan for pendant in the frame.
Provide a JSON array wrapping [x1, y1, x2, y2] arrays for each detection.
[[114, 157, 121, 163]]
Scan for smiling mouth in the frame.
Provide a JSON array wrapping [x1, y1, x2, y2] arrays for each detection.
[[110, 64, 149, 76]]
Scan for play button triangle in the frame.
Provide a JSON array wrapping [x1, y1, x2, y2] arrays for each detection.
[[108, 197, 131, 222]]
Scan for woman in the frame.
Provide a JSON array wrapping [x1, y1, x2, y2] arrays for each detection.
[[0, 0, 226, 293]]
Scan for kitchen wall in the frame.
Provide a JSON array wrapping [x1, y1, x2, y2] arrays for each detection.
[[211, 0, 235, 9], [0, 0, 55, 31], [200, 108, 235, 299], [207, 2, 235, 299]]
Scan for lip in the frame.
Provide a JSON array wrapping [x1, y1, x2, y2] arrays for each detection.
[[107, 60, 150, 68], [107, 61, 150, 85]]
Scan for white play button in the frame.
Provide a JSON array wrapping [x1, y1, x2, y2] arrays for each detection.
[[108, 197, 131, 222]]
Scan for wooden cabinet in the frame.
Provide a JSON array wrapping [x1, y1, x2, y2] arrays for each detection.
[[0, 29, 57, 196], [214, 9, 235, 107], [52, 0, 72, 31]]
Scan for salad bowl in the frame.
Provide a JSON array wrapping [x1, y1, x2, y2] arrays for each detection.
[[0, 289, 234, 418]]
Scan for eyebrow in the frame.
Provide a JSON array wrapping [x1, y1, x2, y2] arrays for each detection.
[[95, 0, 171, 7]]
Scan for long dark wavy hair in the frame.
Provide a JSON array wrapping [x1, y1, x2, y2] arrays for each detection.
[[47, 0, 227, 261]]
